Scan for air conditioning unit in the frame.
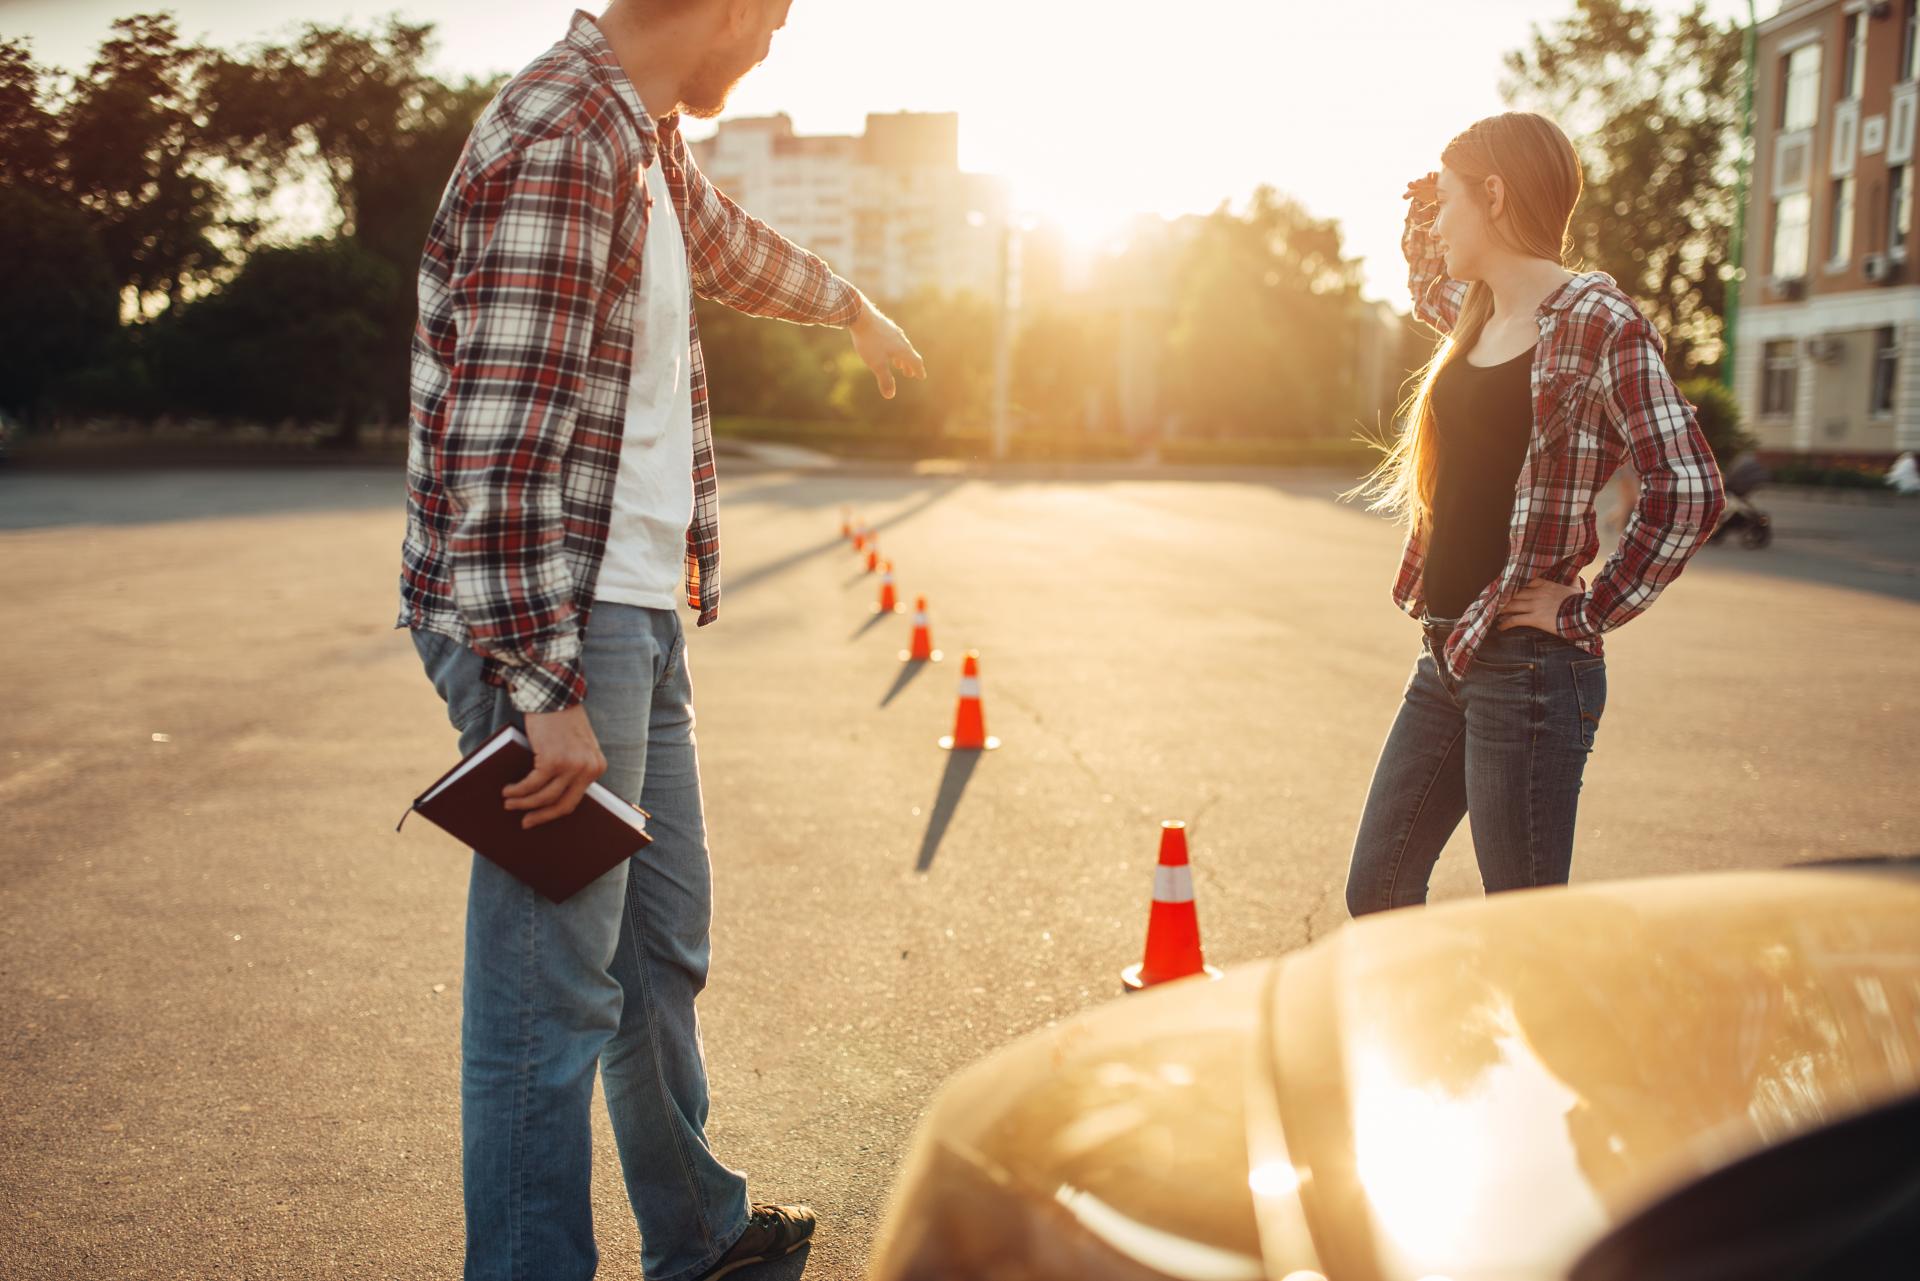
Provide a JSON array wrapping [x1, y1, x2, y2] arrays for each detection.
[[1863, 252, 1902, 283], [1803, 335, 1843, 363], [1768, 275, 1807, 300], [1870, 0, 1892, 19]]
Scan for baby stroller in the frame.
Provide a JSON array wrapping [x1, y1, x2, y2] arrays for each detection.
[[1709, 452, 1772, 549]]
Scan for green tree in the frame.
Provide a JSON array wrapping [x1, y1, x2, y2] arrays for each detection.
[[196, 18, 494, 260], [696, 297, 847, 420], [15, 13, 507, 436], [1164, 186, 1368, 439], [1677, 376, 1755, 465], [1012, 305, 1118, 432], [0, 37, 63, 196], [151, 238, 398, 438], [0, 186, 119, 423], [196, 20, 506, 437], [1503, 0, 1744, 375], [830, 288, 993, 434], [58, 14, 231, 317]]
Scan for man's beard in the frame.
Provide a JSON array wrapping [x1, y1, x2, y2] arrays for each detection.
[[679, 40, 757, 119]]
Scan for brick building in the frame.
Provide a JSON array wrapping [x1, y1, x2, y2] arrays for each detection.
[[1735, 0, 1920, 459]]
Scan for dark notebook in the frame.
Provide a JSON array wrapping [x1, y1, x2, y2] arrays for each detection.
[[396, 722, 652, 902]]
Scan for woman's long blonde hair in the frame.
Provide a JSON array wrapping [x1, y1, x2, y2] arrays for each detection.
[[1349, 112, 1585, 533]]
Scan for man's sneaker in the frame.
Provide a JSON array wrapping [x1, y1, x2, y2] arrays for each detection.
[[696, 1203, 816, 1280]]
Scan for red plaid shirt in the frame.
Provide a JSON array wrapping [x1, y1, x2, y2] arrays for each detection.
[[395, 9, 863, 714], [1395, 196, 1727, 677]]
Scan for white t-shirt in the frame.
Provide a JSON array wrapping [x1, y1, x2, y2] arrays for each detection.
[[593, 142, 695, 609]]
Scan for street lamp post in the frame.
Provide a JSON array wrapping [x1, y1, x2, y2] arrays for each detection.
[[988, 211, 1024, 463], [1723, 0, 1760, 392]]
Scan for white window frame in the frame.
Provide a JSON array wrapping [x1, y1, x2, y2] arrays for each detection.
[[1892, 164, 1915, 259], [1890, 84, 1918, 166], [1832, 99, 1861, 176], [1772, 191, 1815, 280], [1828, 174, 1856, 267], [1904, 0, 1920, 84], [1871, 325, 1900, 417], [1842, 9, 1868, 101], [1781, 41, 1825, 133], [1762, 340, 1799, 418], [1775, 130, 1815, 197]]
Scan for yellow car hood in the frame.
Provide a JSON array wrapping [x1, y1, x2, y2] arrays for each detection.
[[1264, 864, 1920, 1280], [869, 864, 1920, 1281]]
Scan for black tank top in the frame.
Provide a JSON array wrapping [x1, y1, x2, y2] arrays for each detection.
[[1422, 344, 1536, 618]]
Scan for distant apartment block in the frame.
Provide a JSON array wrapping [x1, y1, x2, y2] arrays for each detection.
[[1736, 0, 1920, 458], [688, 111, 1010, 305]]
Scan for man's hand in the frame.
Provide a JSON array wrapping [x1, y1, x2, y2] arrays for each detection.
[[848, 295, 926, 399], [1497, 576, 1583, 633], [504, 702, 607, 829]]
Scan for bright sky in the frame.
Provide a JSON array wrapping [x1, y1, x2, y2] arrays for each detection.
[[2, 0, 1760, 303]]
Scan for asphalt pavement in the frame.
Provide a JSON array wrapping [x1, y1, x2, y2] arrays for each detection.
[[2, 462, 1915, 1279]]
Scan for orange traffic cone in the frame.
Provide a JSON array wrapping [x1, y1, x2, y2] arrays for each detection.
[[874, 560, 900, 614], [938, 651, 1000, 751], [899, 596, 942, 663], [1121, 821, 1222, 992], [866, 543, 881, 574], [852, 522, 867, 553], [840, 508, 852, 540]]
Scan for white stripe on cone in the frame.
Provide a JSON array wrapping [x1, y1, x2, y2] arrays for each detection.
[[1153, 865, 1195, 904], [957, 677, 981, 698]]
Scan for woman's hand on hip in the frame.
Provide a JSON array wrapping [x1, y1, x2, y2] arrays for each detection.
[[1497, 577, 1582, 633]]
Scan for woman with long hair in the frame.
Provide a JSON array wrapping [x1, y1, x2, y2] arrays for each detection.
[[1343, 112, 1726, 916]]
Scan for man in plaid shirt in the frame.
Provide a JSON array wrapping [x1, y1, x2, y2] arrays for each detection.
[[395, 4, 923, 1278]]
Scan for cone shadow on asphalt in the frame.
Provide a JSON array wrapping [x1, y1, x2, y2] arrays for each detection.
[[915, 749, 982, 872], [879, 660, 931, 708], [724, 480, 964, 600], [848, 610, 893, 640]]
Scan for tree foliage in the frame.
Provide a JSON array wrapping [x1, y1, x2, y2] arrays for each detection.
[[1502, 0, 1745, 374], [1166, 187, 1371, 437]]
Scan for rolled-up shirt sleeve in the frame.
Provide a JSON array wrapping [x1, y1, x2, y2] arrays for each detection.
[[1556, 315, 1727, 642], [441, 130, 616, 714]]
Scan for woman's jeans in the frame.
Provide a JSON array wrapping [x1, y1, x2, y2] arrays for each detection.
[[410, 604, 750, 1281], [1346, 616, 1608, 917]]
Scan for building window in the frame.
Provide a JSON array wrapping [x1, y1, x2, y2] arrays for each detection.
[[1829, 175, 1856, 264], [1872, 326, 1900, 415], [1762, 340, 1799, 417], [1893, 165, 1914, 256], [1772, 191, 1813, 278], [1782, 43, 1823, 131], [1905, 0, 1920, 83], [1843, 11, 1868, 100]]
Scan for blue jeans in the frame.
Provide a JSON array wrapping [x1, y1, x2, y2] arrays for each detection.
[[410, 605, 750, 1281], [1345, 618, 1607, 917]]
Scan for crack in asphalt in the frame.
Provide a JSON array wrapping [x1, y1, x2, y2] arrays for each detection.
[[992, 685, 1106, 790]]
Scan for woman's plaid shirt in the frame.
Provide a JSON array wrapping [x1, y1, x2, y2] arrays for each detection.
[[1395, 196, 1727, 677], [395, 10, 863, 714]]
